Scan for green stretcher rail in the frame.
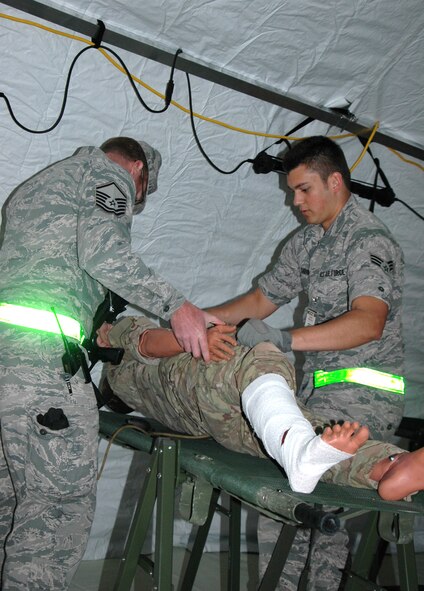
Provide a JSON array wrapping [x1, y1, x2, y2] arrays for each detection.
[[98, 410, 424, 591]]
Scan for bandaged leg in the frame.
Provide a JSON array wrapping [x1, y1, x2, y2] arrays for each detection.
[[242, 373, 354, 493]]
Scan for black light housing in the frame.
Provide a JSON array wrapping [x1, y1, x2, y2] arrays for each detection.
[[252, 151, 395, 207]]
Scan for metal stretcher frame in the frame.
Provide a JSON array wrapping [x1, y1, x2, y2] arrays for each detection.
[[98, 410, 424, 591]]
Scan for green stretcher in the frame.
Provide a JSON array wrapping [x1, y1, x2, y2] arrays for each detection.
[[98, 410, 424, 591]]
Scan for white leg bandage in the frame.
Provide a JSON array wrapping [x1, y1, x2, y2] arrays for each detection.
[[242, 374, 353, 493]]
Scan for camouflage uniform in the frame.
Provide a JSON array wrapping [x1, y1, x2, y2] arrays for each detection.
[[259, 196, 404, 439], [257, 195, 404, 590], [0, 146, 184, 590], [106, 315, 403, 492]]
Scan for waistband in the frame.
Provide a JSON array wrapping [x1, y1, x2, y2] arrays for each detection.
[[313, 367, 404, 395], [0, 302, 84, 342]]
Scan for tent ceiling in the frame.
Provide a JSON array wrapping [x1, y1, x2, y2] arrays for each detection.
[[3, 0, 424, 160]]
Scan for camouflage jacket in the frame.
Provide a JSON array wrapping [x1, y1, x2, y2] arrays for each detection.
[[0, 147, 185, 337], [259, 196, 404, 376]]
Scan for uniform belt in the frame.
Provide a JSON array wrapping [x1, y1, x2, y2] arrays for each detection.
[[0, 302, 83, 342], [313, 368, 404, 395]]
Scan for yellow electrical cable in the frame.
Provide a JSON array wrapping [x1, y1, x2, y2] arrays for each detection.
[[349, 121, 380, 172], [1, 11, 294, 139], [1, 11, 422, 171], [0, 11, 370, 142], [0, 11, 88, 43], [388, 148, 424, 172]]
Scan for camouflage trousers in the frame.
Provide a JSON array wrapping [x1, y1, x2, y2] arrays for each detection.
[[108, 341, 402, 491], [0, 327, 98, 591]]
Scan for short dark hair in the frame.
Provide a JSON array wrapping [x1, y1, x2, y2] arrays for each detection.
[[282, 136, 351, 189], [100, 137, 148, 170]]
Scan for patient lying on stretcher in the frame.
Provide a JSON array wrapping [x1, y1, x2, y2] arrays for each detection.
[[98, 316, 423, 502]]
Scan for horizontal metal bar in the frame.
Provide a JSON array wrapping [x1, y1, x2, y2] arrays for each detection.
[[3, 0, 424, 161]]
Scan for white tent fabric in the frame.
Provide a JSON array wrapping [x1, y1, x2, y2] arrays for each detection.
[[1, 0, 423, 560]]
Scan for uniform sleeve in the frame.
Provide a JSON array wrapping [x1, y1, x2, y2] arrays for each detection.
[[347, 230, 404, 311], [258, 235, 303, 306], [108, 316, 161, 366], [76, 162, 185, 320]]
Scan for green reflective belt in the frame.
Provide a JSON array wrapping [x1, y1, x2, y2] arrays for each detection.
[[314, 368, 404, 395], [0, 302, 83, 342]]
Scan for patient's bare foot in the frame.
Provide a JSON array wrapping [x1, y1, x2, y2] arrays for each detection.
[[321, 421, 369, 454], [372, 448, 424, 501], [281, 420, 369, 495]]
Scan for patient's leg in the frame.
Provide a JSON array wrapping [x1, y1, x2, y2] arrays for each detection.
[[242, 373, 369, 494], [370, 448, 424, 501]]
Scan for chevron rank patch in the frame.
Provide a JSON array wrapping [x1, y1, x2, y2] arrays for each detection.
[[370, 254, 394, 274], [95, 182, 127, 216]]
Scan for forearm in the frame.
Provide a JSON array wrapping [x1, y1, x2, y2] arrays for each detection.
[[291, 308, 385, 352], [207, 288, 277, 325], [139, 328, 184, 358]]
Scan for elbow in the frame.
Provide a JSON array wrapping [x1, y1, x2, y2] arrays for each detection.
[[367, 322, 385, 342]]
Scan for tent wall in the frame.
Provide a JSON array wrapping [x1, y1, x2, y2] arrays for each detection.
[[1, 0, 423, 563], [1, 3, 422, 415]]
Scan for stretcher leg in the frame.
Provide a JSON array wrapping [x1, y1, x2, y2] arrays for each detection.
[[113, 438, 178, 591]]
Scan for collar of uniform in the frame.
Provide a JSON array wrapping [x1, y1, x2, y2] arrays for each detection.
[[321, 194, 358, 241], [302, 194, 357, 249], [73, 145, 98, 157]]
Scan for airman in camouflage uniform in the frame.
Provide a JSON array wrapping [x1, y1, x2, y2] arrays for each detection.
[[0, 137, 208, 590], [258, 194, 404, 440], [105, 315, 407, 493], [254, 193, 404, 590], [208, 136, 405, 590]]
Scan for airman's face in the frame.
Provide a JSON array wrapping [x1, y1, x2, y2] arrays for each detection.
[[134, 165, 149, 205], [105, 152, 145, 203], [287, 164, 343, 231]]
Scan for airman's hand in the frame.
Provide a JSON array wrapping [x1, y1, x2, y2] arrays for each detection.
[[170, 301, 225, 362]]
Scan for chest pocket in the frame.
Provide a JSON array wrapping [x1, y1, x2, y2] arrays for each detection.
[[309, 267, 349, 321]]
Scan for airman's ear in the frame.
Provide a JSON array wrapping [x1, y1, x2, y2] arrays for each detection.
[[132, 160, 144, 175], [329, 171, 343, 191]]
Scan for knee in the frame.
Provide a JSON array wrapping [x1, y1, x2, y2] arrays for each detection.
[[236, 345, 296, 392], [251, 342, 281, 354]]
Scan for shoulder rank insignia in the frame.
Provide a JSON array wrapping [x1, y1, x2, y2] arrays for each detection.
[[96, 182, 127, 216], [370, 254, 394, 274]]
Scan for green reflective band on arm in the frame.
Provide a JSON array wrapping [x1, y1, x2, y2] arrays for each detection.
[[0, 303, 83, 342], [314, 368, 405, 395]]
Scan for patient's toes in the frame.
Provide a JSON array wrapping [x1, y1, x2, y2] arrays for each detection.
[[322, 422, 369, 454]]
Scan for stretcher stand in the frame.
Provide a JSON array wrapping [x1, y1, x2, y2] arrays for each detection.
[[98, 411, 424, 591]]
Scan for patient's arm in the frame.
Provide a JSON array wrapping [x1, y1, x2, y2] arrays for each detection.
[[96, 321, 179, 357], [138, 327, 184, 358], [98, 318, 237, 362], [139, 324, 237, 361]]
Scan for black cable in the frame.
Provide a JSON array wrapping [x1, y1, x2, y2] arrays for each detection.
[[355, 136, 423, 220], [185, 72, 253, 174], [100, 45, 181, 113], [164, 48, 183, 107], [251, 118, 315, 174], [369, 164, 379, 213], [0, 44, 93, 134], [394, 198, 424, 221], [261, 116, 315, 155], [2, 34, 422, 223], [0, 43, 182, 134], [185, 73, 315, 175]]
